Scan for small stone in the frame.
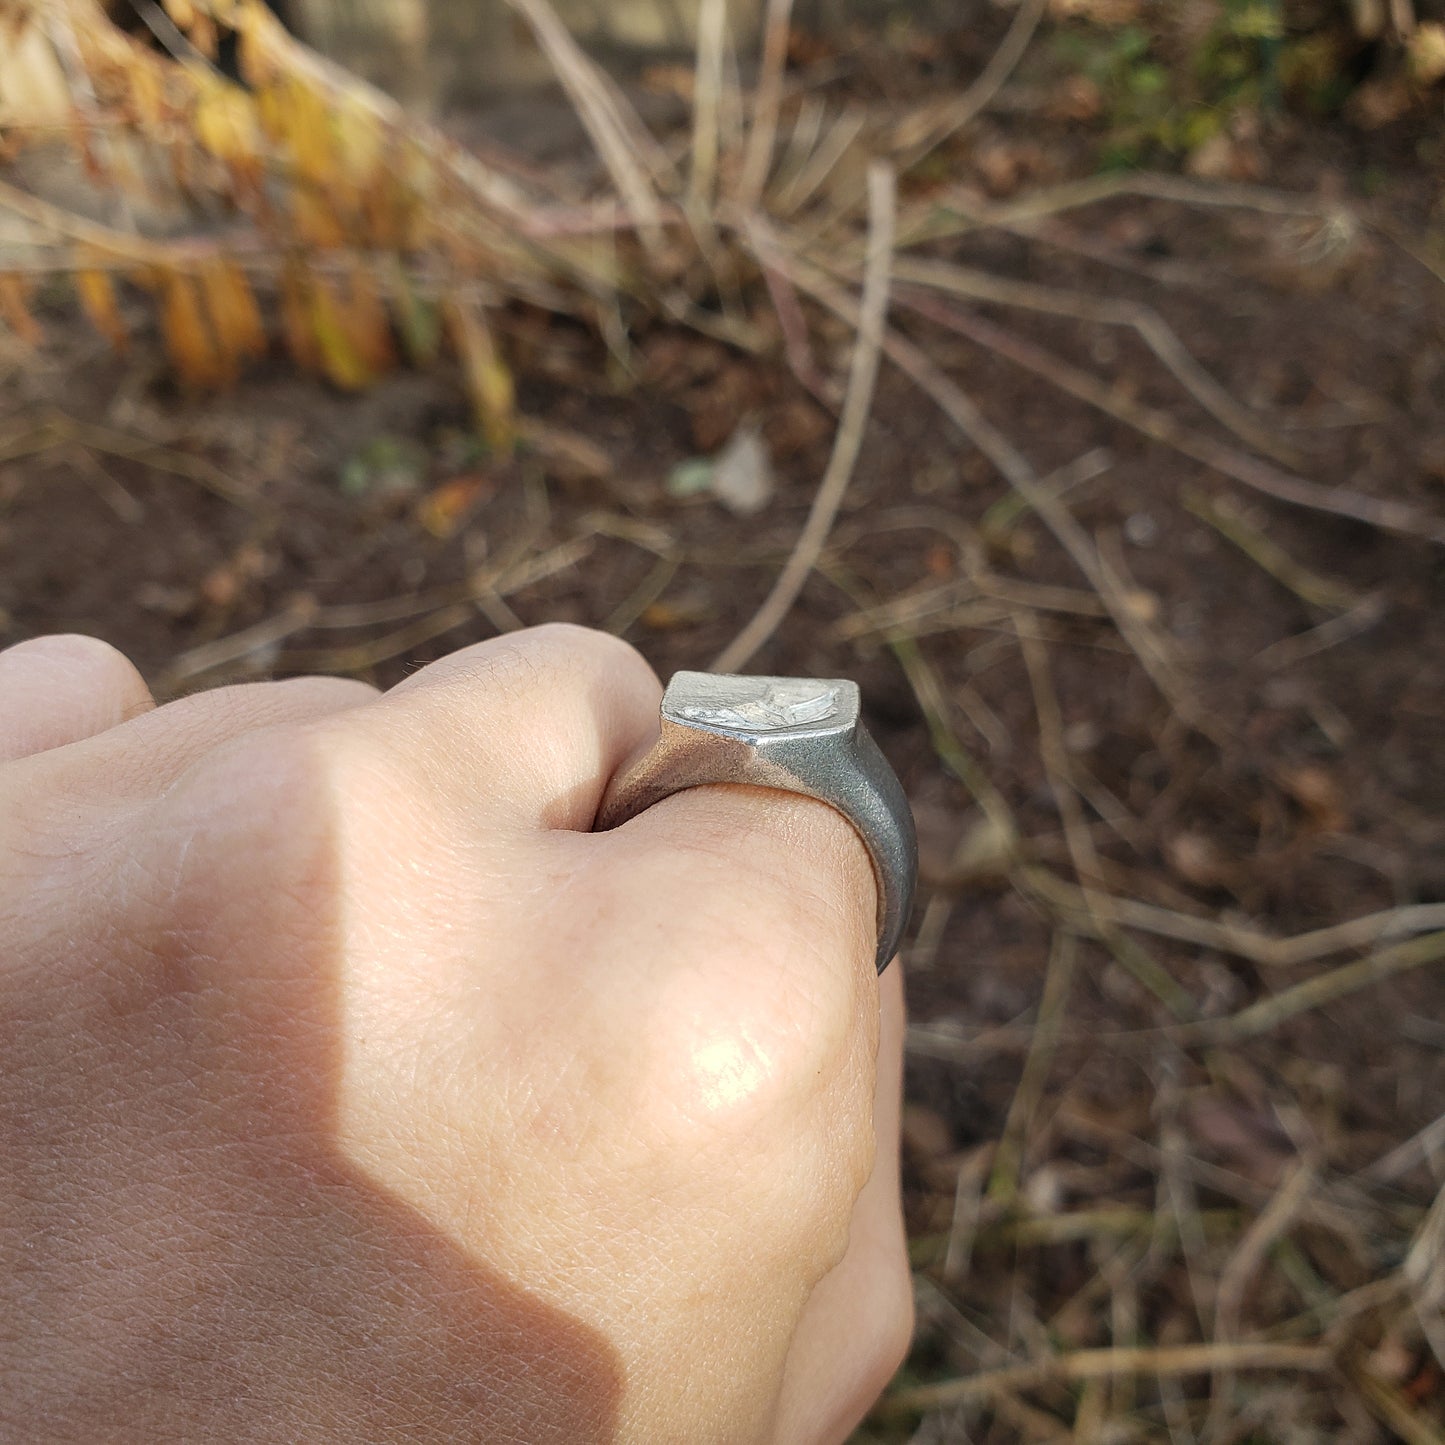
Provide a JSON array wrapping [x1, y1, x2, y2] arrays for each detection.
[[1125, 511, 1159, 546]]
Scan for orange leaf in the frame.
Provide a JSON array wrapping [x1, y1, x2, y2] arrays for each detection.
[[128, 60, 166, 129], [340, 260, 394, 375], [279, 261, 321, 371], [234, 2, 286, 89], [159, 271, 230, 389], [414, 474, 492, 539], [200, 259, 266, 363], [74, 268, 128, 353], [188, 12, 219, 59], [0, 274, 43, 347], [288, 187, 348, 250]]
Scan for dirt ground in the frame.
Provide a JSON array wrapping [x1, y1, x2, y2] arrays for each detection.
[[3, 9, 1445, 1441]]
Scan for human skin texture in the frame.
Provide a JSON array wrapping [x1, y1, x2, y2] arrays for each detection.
[[0, 626, 911, 1444]]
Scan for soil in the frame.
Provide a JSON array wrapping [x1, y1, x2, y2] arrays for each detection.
[[2, 11, 1444, 1441]]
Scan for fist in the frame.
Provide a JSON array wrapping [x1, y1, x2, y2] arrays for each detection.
[[0, 627, 910, 1443]]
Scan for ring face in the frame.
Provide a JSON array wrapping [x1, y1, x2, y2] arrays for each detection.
[[596, 671, 917, 974], [666, 675, 848, 735]]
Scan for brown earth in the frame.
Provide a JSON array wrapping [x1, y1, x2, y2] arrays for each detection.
[[2, 13, 1444, 1442]]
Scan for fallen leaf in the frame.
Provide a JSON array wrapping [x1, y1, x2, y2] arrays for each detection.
[[414, 473, 492, 538], [924, 543, 954, 578], [708, 421, 775, 517], [1166, 831, 1239, 890], [199, 543, 268, 609], [640, 598, 711, 631], [666, 457, 715, 499], [1275, 763, 1348, 833]]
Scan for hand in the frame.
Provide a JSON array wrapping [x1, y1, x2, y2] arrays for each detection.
[[0, 627, 911, 1443]]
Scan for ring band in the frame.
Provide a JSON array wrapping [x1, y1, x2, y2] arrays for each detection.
[[594, 671, 917, 973]]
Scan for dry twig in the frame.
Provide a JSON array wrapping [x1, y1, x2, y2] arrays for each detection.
[[884, 1342, 1330, 1415], [712, 163, 895, 671]]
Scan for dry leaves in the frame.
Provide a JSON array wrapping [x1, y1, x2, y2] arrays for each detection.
[[1, 0, 523, 423]]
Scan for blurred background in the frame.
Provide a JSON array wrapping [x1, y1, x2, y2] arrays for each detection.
[[2, 0, 1443, 1438]]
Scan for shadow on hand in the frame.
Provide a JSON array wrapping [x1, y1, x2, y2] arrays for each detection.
[[7, 748, 624, 1445]]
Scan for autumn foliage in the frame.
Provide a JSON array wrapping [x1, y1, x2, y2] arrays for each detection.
[[0, 0, 541, 448]]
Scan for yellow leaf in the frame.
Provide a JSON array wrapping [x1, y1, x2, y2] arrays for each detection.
[[234, 0, 282, 88], [341, 260, 394, 375], [128, 61, 166, 129], [193, 77, 262, 170], [0, 274, 43, 347], [279, 261, 321, 372], [333, 98, 383, 185], [270, 78, 335, 186], [200, 259, 266, 363], [288, 188, 348, 249], [308, 274, 375, 391], [446, 295, 516, 457], [160, 271, 230, 389], [189, 13, 219, 60], [75, 269, 128, 353]]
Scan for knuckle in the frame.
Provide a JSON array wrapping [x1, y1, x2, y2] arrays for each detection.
[[525, 621, 651, 676], [159, 715, 391, 928], [621, 869, 874, 1154], [0, 635, 152, 733], [1, 631, 125, 672], [402, 626, 655, 710], [664, 792, 875, 970]]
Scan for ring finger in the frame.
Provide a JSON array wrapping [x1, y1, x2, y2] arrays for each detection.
[[0, 634, 155, 763]]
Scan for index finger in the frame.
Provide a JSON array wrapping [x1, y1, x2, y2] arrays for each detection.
[[363, 624, 663, 833]]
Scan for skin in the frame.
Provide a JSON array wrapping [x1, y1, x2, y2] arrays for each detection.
[[0, 626, 912, 1444]]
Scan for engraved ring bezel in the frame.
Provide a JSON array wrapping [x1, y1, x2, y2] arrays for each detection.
[[594, 671, 918, 974]]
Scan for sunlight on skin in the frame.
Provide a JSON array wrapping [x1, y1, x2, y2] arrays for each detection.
[[689, 1032, 775, 1114]]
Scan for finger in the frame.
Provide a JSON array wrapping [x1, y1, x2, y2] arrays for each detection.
[[365, 623, 662, 832], [14, 674, 380, 799], [613, 781, 879, 985], [772, 963, 912, 1445], [572, 782, 879, 1207], [0, 635, 154, 763]]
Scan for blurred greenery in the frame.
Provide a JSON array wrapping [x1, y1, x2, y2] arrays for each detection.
[[1045, 0, 1442, 172]]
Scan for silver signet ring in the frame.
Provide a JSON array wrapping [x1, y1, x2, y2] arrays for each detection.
[[594, 671, 917, 974]]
